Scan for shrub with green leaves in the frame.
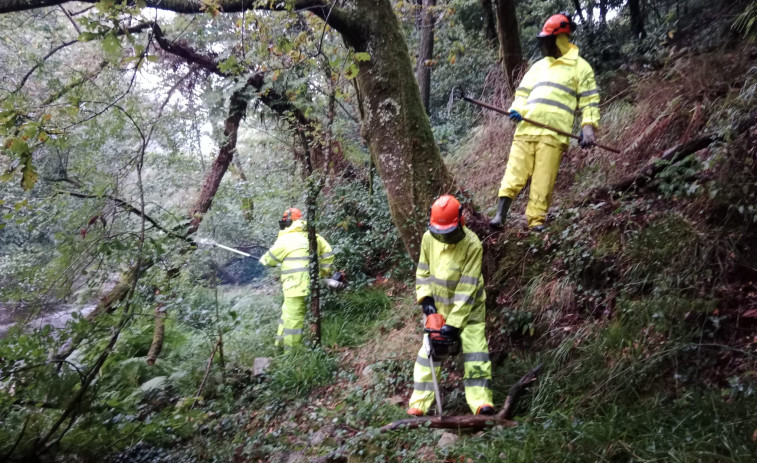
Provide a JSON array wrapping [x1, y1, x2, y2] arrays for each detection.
[[318, 179, 414, 286]]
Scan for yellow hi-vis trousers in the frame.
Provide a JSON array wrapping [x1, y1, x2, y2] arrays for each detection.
[[276, 296, 307, 347], [408, 322, 493, 414], [497, 137, 564, 228]]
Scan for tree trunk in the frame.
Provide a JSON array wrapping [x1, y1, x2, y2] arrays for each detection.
[[480, 0, 498, 43], [342, 0, 456, 260], [494, 0, 524, 92], [629, 0, 646, 39], [573, 0, 586, 23], [187, 81, 251, 234], [301, 128, 323, 346], [415, 0, 436, 113], [146, 302, 166, 366]]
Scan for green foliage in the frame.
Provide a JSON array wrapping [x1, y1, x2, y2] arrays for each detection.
[[321, 288, 392, 348], [1, 0, 757, 461], [263, 347, 337, 399], [447, 394, 757, 462], [733, 2, 757, 39], [622, 214, 714, 291], [318, 179, 413, 286]]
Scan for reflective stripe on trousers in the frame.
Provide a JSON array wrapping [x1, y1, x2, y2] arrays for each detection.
[[497, 138, 564, 228], [275, 295, 307, 347], [408, 322, 493, 414]]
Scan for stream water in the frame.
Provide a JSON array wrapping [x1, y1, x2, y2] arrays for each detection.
[[0, 302, 96, 338]]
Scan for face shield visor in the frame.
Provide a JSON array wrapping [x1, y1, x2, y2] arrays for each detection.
[[429, 225, 465, 245]]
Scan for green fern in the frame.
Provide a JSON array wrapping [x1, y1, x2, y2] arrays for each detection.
[[733, 2, 757, 39]]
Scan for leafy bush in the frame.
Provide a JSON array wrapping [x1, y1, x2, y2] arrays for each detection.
[[318, 178, 414, 286]]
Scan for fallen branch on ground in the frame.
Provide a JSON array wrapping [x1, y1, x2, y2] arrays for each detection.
[[379, 364, 542, 432], [310, 365, 543, 463], [585, 134, 715, 202]]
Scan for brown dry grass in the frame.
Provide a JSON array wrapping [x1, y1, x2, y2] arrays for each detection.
[[452, 45, 756, 221], [346, 298, 419, 389], [451, 67, 519, 214]]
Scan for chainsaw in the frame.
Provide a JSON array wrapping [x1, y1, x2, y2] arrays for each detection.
[[422, 313, 460, 416]]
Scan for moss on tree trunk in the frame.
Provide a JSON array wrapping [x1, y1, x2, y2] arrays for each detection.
[[345, 0, 455, 260]]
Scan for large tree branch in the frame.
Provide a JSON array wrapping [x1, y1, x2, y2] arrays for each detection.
[[312, 365, 542, 463], [150, 22, 225, 76], [379, 364, 542, 432], [0, 0, 360, 37]]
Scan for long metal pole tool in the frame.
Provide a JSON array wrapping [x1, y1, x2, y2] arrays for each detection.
[[450, 87, 620, 154], [195, 238, 265, 259]]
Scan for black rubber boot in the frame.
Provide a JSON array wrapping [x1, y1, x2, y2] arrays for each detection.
[[531, 224, 547, 233], [489, 197, 512, 229], [477, 405, 495, 415]]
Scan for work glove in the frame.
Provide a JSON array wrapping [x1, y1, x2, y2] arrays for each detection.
[[440, 324, 461, 341], [421, 297, 437, 316], [508, 110, 523, 123], [580, 125, 596, 148], [325, 271, 346, 290]]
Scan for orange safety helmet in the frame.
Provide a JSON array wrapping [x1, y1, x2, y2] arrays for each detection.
[[279, 207, 302, 230], [429, 195, 464, 234], [282, 207, 302, 222], [538, 13, 576, 37]]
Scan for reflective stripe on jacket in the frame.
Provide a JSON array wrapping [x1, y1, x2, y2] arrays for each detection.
[[510, 36, 600, 147], [260, 220, 334, 297], [415, 227, 485, 328]]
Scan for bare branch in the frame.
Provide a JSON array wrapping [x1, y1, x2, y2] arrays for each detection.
[[55, 190, 188, 241], [58, 4, 80, 33], [15, 39, 78, 92]]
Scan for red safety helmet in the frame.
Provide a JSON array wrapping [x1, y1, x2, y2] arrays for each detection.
[[429, 195, 464, 234], [538, 13, 576, 37], [282, 207, 302, 222]]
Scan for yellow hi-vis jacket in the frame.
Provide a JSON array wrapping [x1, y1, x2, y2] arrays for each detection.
[[259, 220, 334, 297], [415, 227, 486, 329], [510, 36, 600, 147]]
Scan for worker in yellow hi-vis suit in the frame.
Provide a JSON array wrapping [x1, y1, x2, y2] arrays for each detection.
[[260, 207, 334, 347], [490, 13, 600, 232], [407, 195, 494, 416]]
